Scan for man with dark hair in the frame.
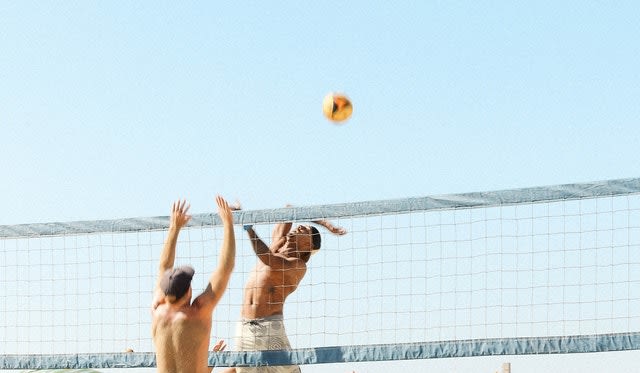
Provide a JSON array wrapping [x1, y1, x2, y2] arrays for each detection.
[[152, 196, 236, 373], [219, 212, 346, 373]]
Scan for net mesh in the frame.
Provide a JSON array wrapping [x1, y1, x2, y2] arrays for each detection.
[[1, 178, 639, 369]]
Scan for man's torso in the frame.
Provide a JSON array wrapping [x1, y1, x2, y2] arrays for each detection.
[[152, 304, 212, 373], [241, 259, 306, 319]]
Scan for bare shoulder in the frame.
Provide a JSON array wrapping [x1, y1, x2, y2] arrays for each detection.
[[151, 299, 167, 318]]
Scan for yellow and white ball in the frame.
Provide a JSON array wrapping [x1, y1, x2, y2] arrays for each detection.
[[322, 92, 353, 123]]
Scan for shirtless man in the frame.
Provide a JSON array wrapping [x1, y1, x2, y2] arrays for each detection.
[[152, 196, 236, 373], [220, 215, 345, 373]]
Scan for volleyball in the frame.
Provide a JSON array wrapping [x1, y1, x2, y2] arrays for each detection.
[[322, 92, 353, 123]]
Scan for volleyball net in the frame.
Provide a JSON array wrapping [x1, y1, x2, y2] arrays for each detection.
[[1, 178, 639, 369]]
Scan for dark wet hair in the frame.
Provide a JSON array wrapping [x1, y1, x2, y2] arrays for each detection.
[[311, 226, 321, 250]]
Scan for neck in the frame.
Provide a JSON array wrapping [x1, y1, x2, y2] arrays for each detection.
[[167, 295, 190, 308]]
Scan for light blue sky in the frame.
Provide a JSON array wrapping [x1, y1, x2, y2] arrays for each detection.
[[2, 1, 639, 226], [2, 2, 639, 372]]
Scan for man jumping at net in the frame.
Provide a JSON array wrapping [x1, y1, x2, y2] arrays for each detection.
[[152, 196, 236, 373], [219, 205, 346, 373]]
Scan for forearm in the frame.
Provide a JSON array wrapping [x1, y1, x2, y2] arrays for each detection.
[[158, 227, 180, 271], [245, 227, 270, 255], [216, 224, 236, 275], [205, 224, 236, 301], [312, 219, 331, 228]]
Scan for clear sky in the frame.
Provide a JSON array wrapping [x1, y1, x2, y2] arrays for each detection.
[[1, 1, 639, 372]]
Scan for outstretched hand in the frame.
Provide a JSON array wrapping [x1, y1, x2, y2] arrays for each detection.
[[212, 339, 227, 352], [326, 224, 347, 236], [170, 199, 192, 230], [315, 219, 347, 236], [216, 196, 233, 225]]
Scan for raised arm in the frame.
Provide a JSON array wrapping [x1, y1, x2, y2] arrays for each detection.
[[284, 203, 347, 236], [243, 225, 270, 256], [271, 221, 293, 247], [313, 219, 347, 235], [153, 200, 191, 302], [193, 195, 236, 312], [241, 223, 296, 269]]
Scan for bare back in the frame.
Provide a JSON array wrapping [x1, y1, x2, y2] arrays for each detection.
[[152, 302, 212, 373], [241, 256, 307, 319]]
